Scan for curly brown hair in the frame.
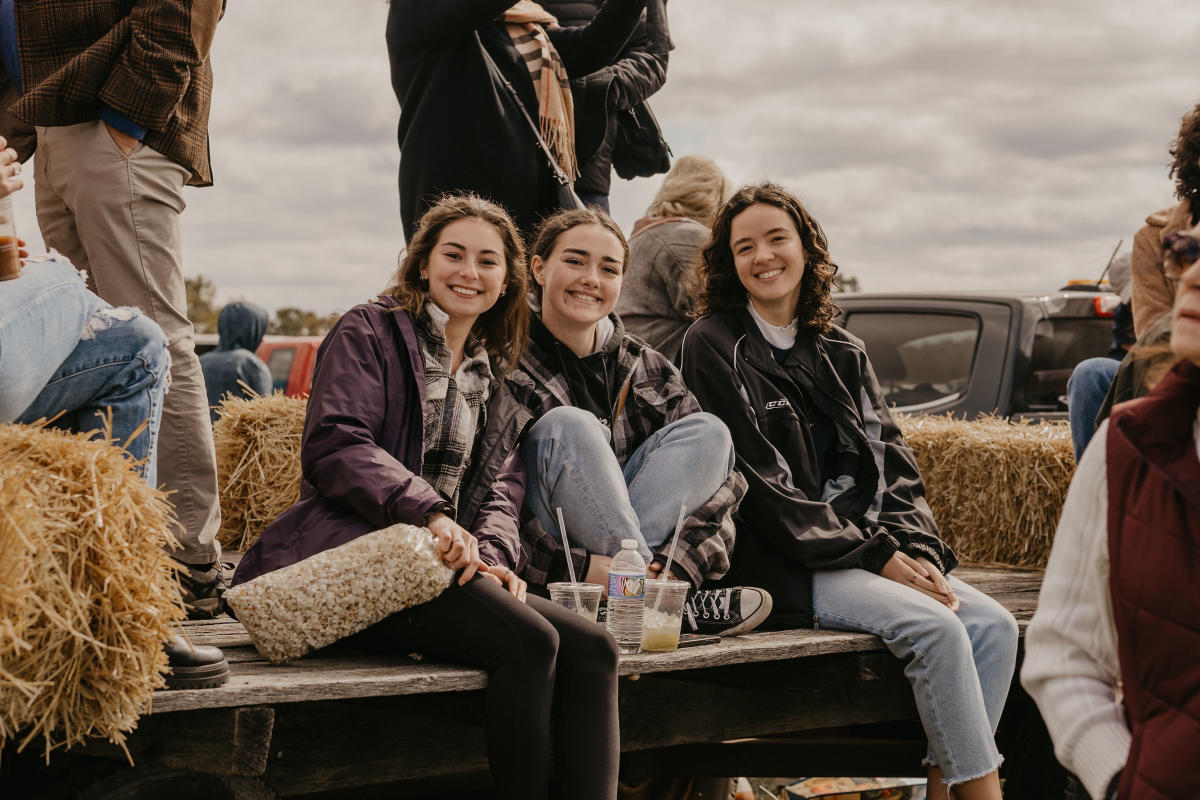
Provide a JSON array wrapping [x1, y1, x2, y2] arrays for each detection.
[[689, 183, 840, 334], [1169, 101, 1200, 223], [383, 193, 529, 370], [528, 207, 629, 302]]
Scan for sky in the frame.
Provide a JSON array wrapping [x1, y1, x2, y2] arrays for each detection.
[[10, 1, 1200, 316]]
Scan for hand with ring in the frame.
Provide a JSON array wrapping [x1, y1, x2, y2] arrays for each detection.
[[480, 563, 528, 603]]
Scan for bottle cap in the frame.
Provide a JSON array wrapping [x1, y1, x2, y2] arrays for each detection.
[[621, 538, 638, 549]]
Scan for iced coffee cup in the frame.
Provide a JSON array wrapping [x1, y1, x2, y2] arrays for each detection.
[[0, 195, 20, 281], [547, 582, 603, 623], [641, 580, 689, 652]]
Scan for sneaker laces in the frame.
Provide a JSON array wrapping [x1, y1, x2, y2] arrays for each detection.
[[703, 589, 733, 621]]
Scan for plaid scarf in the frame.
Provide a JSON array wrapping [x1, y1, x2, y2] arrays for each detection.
[[415, 303, 493, 509], [503, 1, 578, 179]]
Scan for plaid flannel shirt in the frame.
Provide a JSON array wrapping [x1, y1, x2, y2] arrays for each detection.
[[0, 0, 223, 185], [510, 315, 747, 589]]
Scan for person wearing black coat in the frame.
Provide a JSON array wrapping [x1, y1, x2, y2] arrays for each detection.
[[387, 0, 647, 239], [540, 0, 672, 210]]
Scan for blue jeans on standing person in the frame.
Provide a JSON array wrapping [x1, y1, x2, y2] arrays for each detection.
[[812, 569, 1019, 789], [0, 256, 169, 485], [1066, 356, 1120, 461], [521, 406, 734, 564]]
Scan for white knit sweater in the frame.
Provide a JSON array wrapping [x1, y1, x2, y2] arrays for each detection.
[[1021, 413, 1200, 800]]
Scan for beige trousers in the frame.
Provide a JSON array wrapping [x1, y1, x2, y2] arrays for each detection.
[[33, 120, 220, 565]]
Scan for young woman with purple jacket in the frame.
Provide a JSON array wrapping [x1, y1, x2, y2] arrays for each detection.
[[233, 194, 619, 800]]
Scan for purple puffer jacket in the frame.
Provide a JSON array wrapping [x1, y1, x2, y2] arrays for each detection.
[[232, 296, 527, 586]]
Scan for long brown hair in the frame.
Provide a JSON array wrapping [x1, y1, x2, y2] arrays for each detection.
[[689, 183, 840, 334], [384, 193, 529, 370], [528, 208, 629, 302]]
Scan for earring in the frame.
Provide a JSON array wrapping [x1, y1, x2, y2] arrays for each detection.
[[500, 286, 507, 297]]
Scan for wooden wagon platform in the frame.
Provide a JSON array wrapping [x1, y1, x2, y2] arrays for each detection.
[[9, 567, 1063, 800]]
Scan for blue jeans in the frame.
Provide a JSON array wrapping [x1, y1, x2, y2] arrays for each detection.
[[1066, 357, 1120, 461], [0, 257, 169, 485], [521, 406, 734, 564], [812, 569, 1019, 788]]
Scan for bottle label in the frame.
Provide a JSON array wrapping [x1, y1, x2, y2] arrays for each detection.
[[608, 573, 644, 600]]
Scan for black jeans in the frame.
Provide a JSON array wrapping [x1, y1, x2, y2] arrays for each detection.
[[359, 576, 619, 800]]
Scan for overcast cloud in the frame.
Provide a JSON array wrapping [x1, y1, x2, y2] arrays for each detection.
[[10, 1, 1200, 315]]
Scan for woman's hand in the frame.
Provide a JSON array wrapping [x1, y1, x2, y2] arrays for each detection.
[[881, 551, 957, 610], [425, 512, 484, 585], [646, 560, 679, 582], [0, 137, 22, 199], [480, 563, 528, 602], [914, 556, 959, 612]]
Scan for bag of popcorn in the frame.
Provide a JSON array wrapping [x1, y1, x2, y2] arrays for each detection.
[[224, 523, 454, 664]]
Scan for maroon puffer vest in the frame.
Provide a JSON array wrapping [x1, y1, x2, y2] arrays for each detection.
[[1106, 359, 1200, 800]]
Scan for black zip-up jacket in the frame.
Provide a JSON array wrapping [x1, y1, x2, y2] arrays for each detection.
[[387, 0, 646, 238], [680, 308, 956, 627]]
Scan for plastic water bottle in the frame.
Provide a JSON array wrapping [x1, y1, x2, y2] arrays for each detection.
[[606, 539, 646, 654]]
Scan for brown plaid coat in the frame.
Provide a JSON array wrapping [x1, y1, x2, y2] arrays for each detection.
[[509, 313, 747, 589], [0, 0, 222, 186]]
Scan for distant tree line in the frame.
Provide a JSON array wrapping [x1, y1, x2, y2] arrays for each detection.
[[186, 276, 343, 336]]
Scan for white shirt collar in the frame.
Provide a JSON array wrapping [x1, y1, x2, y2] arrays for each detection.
[[747, 300, 798, 351]]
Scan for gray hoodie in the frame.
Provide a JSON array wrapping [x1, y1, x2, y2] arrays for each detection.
[[199, 301, 273, 421]]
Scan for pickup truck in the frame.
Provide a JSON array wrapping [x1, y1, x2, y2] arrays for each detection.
[[835, 289, 1120, 420], [194, 335, 323, 398]]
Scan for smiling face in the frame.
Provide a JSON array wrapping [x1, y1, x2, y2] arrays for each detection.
[[421, 217, 508, 329], [729, 202, 807, 325], [1171, 224, 1200, 366], [532, 223, 625, 342]]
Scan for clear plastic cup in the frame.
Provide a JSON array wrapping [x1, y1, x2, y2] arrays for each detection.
[[641, 580, 689, 652], [547, 582, 603, 623], [0, 195, 20, 281]]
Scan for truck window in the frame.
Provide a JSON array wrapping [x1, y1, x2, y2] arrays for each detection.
[[1025, 318, 1113, 410], [842, 312, 980, 408], [266, 347, 296, 394]]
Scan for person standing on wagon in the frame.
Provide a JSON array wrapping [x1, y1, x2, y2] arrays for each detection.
[[681, 183, 1019, 800], [387, 0, 650, 238], [0, 0, 227, 617], [233, 195, 620, 800]]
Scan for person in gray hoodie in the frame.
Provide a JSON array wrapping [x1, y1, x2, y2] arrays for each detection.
[[200, 301, 272, 421]]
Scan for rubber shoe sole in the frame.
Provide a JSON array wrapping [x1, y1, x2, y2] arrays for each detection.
[[165, 659, 230, 690], [718, 590, 773, 637]]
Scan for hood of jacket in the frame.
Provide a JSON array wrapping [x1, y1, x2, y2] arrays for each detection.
[[217, 301, 270, 352]]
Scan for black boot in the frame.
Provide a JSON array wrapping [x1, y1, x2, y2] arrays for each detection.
[[164, 635, 229, 690]]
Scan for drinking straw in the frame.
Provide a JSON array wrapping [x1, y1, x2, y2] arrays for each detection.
[[555, 506, 582, 608], [652, 503, 688, 614]]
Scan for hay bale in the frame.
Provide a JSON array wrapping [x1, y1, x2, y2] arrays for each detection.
[[213, 394, 307, 551], [0, 423, 184, 760], [224, 523, 453, 664], [896, 414, 1075, 569]]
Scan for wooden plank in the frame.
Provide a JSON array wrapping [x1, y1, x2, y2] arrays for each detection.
[[150, 567, 1041, 714]]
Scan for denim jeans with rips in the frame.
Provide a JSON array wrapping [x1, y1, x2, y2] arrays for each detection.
[[0, 256, 169, 485]]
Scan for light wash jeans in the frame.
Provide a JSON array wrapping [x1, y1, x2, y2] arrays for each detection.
[[0, 257, 169, 486], [521, 406, 734, 563], [1066, 356, 1120, 461], [812, 569, 1019, 788]]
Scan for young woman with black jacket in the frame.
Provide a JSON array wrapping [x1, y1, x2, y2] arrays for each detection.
[[680, 184, 1018, 800]]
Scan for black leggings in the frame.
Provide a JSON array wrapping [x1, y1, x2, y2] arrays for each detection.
[[358, 576, 619, 800]]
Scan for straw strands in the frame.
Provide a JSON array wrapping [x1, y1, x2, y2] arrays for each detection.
[[896, 414, 1075, 568], [212, 394, 306, 551], [0, 423, 184, 760]]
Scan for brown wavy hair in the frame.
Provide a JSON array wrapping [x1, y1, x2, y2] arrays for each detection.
[[1170, 101, 1200, 223], [383, 193, 529, 370], [528, 207, 630, 302], [689, 183, 840, 334]]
